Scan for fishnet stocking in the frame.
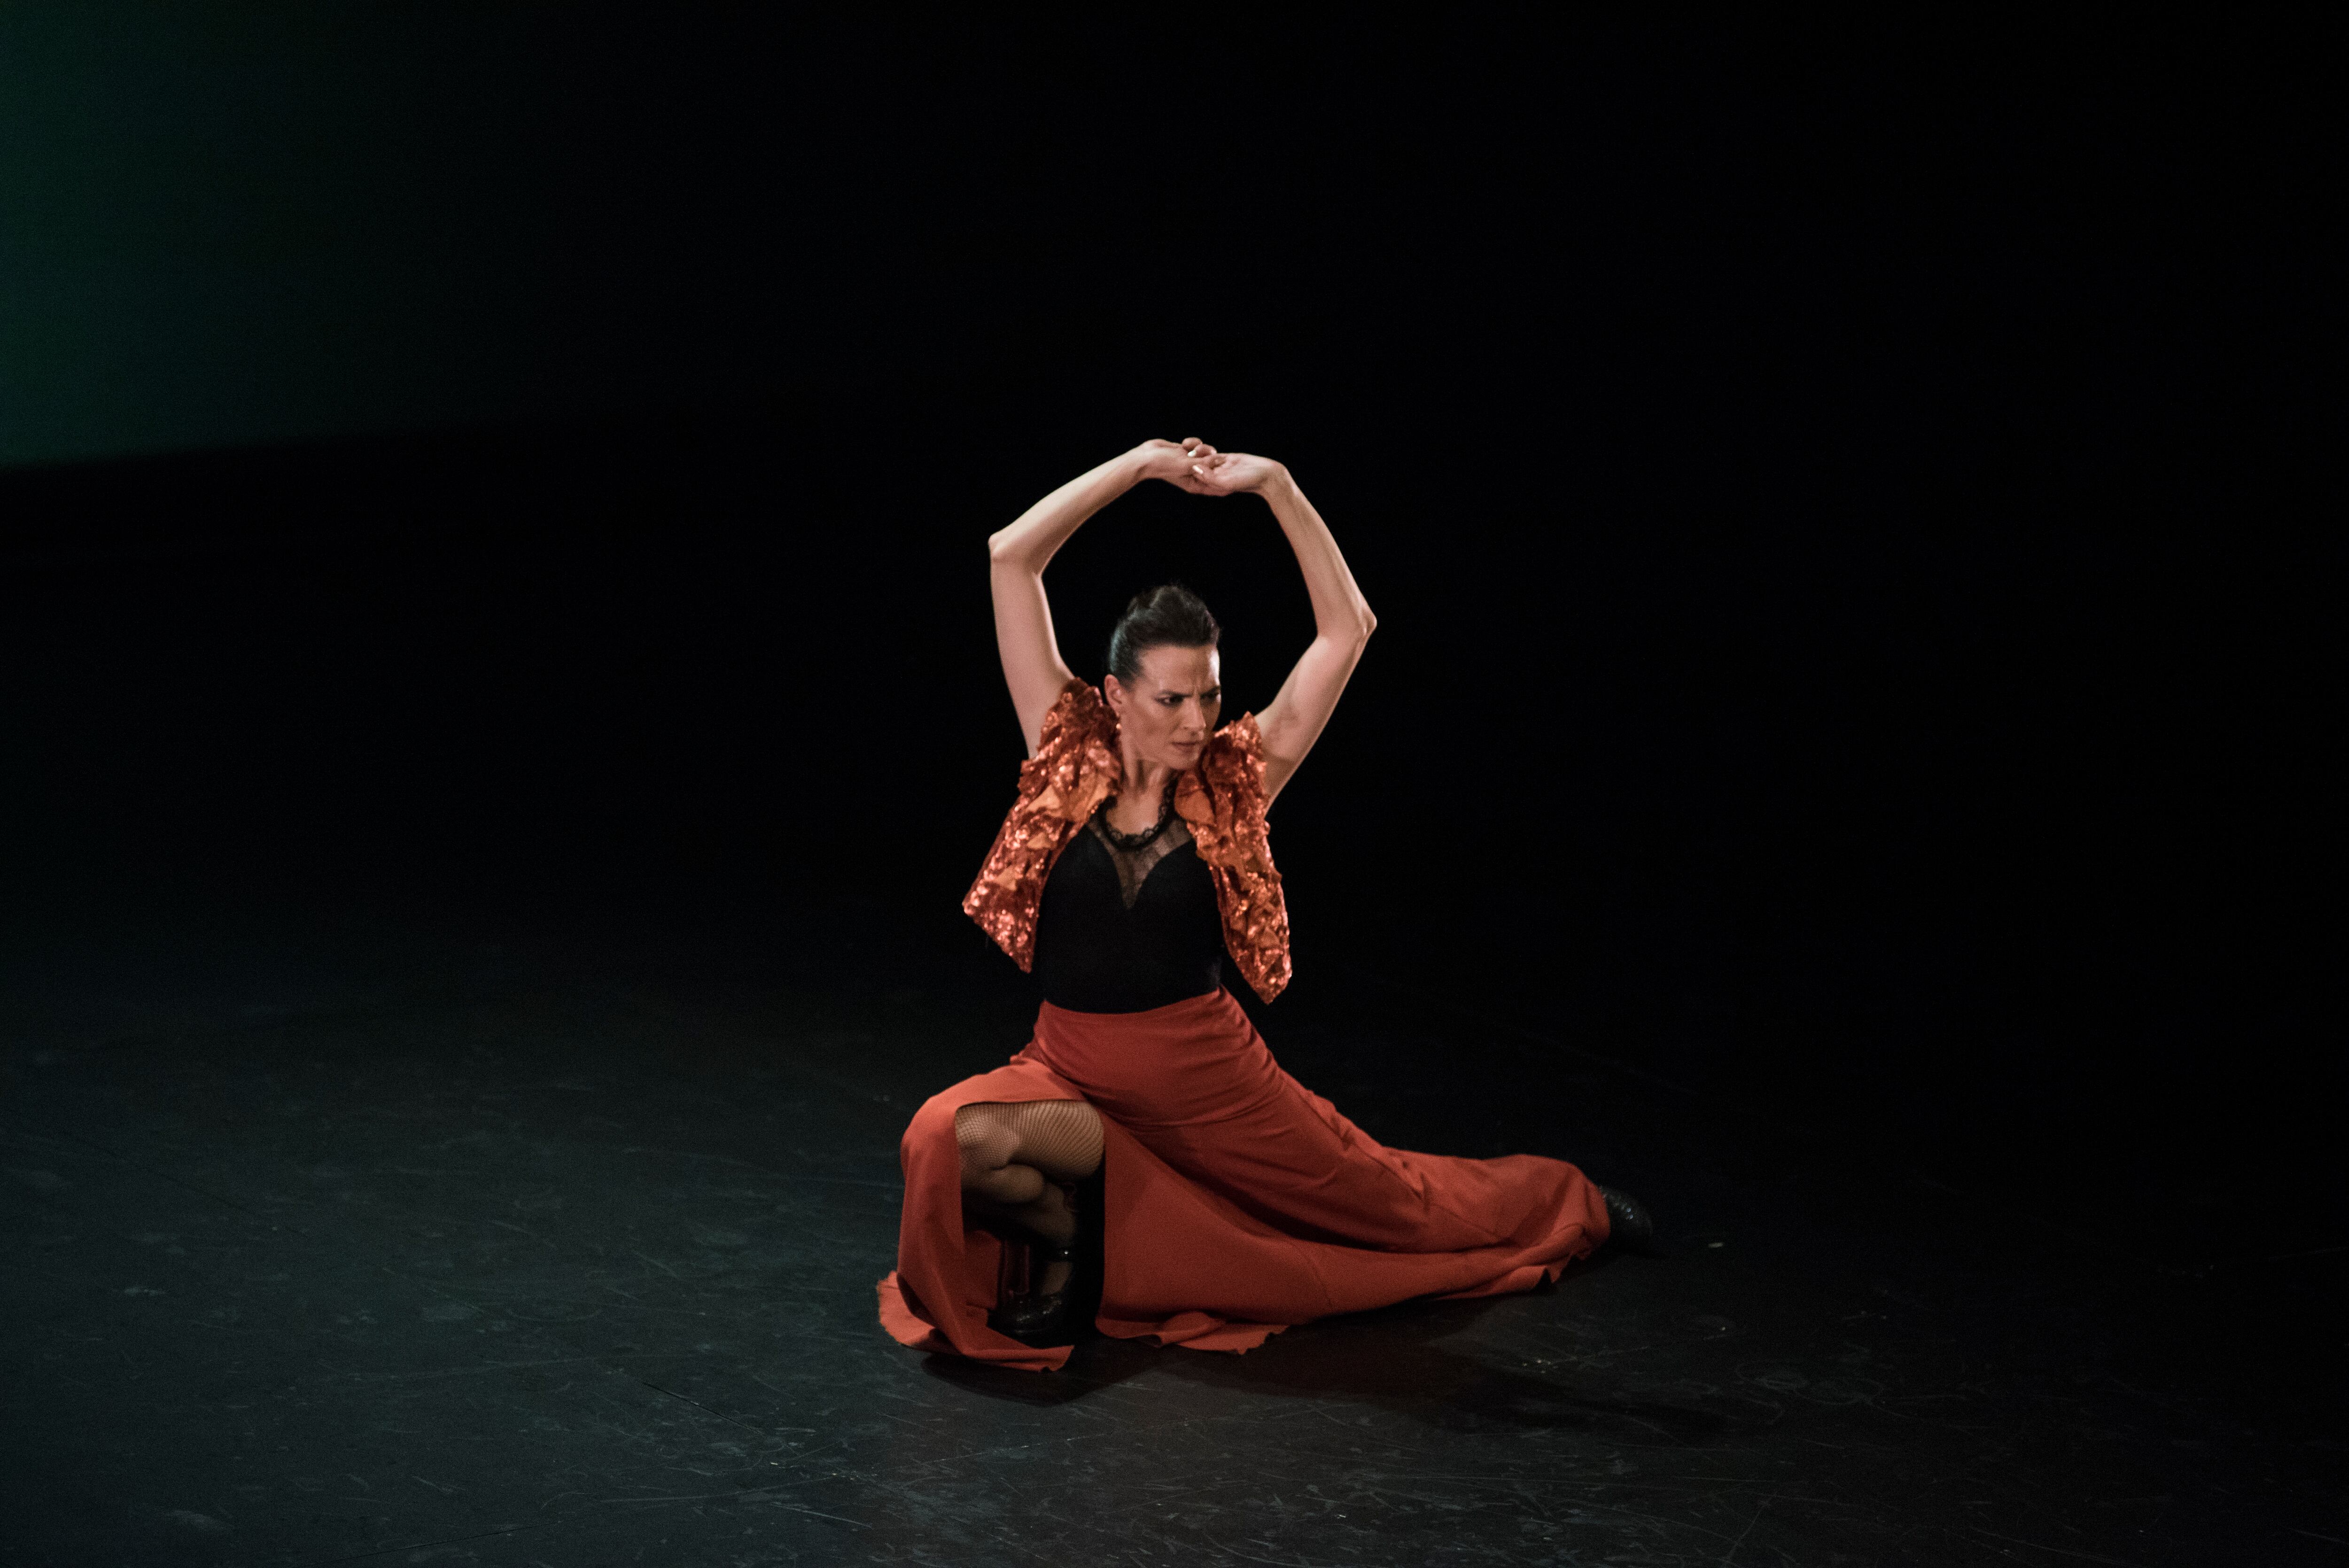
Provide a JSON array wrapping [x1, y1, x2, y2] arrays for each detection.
[[955, 1099, 1104, 1184], [955, 1100, 1103, 1269]]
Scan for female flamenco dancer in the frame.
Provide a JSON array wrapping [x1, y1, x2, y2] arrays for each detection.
[[877, 437, 1653, 1372]]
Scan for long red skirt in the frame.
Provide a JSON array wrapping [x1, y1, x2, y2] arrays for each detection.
[[876, 987, 1610, 1373]]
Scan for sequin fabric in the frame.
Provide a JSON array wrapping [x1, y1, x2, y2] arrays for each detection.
[[962, 677, 1292, 1001], [1171, 705, 1292, 1001]]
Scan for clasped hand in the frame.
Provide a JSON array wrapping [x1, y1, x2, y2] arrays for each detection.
[[1135, 437, 1283, 498]]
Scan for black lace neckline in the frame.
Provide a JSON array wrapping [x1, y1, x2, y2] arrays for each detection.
[[1096, 774, 1176, 852], [1082, 815, 1196, 910]]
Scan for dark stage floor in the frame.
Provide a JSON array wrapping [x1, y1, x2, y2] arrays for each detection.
[[3, 884, 2341, 1567]]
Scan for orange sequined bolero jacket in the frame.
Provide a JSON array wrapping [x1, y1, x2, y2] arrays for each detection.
[[963, 677, 1292, 1001]]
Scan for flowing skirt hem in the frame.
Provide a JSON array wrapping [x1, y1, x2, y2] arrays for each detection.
[[876, 991, 1607, 1374]]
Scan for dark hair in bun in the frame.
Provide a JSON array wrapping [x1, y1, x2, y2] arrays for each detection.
[[1105, 582, 1219, 683]]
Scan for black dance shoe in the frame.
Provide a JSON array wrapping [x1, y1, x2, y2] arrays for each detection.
[[1599, 1186, 1659, 1255], [986, 1171, 1103, 1349], [987, 1239, 1078, 1348]]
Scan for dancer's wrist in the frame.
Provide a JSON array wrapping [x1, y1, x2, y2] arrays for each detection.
[[1251, 463, 1298, 501], [1128, 440, 1190, 486]]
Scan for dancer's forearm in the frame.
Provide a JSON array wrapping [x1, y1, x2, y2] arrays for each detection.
[[1260, 470, 1377, 644], [1237, 464, 1376, 803], [987, 449, 1151, 572], [989, 444, 1179, 756]]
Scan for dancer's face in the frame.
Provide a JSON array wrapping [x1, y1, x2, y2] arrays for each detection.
[[1106, 644, 1222, 772]]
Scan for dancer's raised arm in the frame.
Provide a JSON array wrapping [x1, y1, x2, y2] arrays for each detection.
[[1182, 449, 1377, 804], [988, 439, 1213, 756]]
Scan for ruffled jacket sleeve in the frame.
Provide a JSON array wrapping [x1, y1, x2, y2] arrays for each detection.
[[1174, 714, 1292, 1001]]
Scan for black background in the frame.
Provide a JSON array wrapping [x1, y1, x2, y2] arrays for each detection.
[[1, 19, 2329, 1247]]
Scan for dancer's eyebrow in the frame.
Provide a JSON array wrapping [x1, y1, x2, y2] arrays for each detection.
[[1157, 684, 1222, 699]]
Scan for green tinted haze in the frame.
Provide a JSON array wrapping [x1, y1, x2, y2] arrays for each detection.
[[0, 10, 749, 468]]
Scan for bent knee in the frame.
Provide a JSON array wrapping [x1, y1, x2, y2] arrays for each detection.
[[952, 1102, 1022, 1178]]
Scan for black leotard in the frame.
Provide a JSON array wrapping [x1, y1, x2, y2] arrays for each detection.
[[1034, 816, 1226, 1012]]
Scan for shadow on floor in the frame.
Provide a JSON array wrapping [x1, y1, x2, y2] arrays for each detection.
[[923, 1266, 1727, 1443], [1150, 1291, 1728, 1442]]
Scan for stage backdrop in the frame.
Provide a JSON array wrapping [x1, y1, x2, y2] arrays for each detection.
[[0, 17, 2319, 1235]]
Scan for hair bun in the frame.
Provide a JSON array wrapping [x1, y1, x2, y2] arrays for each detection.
[[1105, 583, 1220, 683]]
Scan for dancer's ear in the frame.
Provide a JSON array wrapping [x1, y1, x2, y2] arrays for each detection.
[[1103, 673, 1128, 717]]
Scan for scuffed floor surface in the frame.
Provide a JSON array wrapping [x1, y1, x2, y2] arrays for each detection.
[[2, 890, 2341, 1565]]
